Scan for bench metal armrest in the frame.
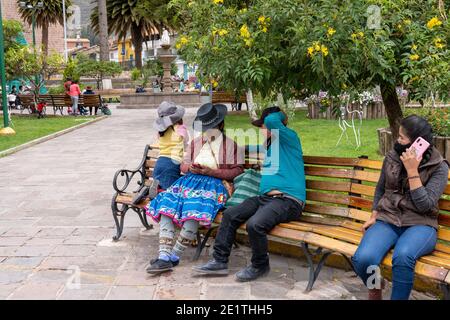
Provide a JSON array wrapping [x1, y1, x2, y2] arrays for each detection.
[[112, 168, 145, 193], [112, 147, 149, 193]]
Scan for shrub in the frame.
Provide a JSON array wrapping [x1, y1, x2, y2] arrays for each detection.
[[403, 107, 449, 137]]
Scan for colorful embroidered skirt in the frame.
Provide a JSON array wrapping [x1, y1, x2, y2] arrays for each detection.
[[146, 173, 227, 227]]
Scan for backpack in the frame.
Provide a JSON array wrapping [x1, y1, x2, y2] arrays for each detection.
[[101, 105, 112, 115]]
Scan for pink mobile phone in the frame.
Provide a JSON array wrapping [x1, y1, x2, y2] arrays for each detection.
[[410, 137, 430, 159]]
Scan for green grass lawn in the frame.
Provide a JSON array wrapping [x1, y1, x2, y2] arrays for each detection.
[[226, 110, 388, 160], [0, 115, 97, 152]]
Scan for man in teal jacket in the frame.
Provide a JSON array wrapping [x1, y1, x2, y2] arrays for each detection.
[[194, 106, 306, 281]]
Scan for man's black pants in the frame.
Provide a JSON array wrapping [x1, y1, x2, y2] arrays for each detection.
[[213, 195, 303, 268]]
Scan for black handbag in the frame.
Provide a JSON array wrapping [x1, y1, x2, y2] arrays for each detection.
[[131, 179, 159, 205]]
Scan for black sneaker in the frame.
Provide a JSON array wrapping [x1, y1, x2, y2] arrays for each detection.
[[192, 259, 228, 275], [235, 265, 270, 282], [146, 258, 173, 274]]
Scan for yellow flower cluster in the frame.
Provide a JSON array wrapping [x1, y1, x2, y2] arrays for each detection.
[[212, 28, 228, 37], [307, 41, 328, 57], [351, 32, 364, 40], [212, 0, 223, 4], [175, 36, 189, 50], [240, 24, 251, 38], [409, 54, 420, 61], [403, 19, 411, 25], [239, 8, 247, 13], [412, 44, 418, 51], [427, 17, 442, 29], [434, 37, 445, 49], [212, 80, 219, 88], [258, 16, 270, 33], [327, 27, 336, 36]]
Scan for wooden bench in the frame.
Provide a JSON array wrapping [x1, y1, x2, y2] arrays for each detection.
[[111, 145, 450, 298], [17, 94, 35, 114], [212, 91, 248, 111]]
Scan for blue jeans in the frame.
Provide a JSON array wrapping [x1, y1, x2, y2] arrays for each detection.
[[351, 220, 437, 300]]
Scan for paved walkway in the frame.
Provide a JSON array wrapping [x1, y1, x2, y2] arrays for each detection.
[[0, 106, 436, 300]]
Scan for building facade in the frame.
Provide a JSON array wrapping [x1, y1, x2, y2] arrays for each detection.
[[1, 0, 65, 54]]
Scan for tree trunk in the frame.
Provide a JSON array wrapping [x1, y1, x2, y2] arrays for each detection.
[[98, 0, 109, 62], [42, 23, 49, 57], [131, 25, 143, 69], [380, 82, 403, 140]]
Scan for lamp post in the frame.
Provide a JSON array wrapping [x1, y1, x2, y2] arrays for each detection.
[[0, 1, 15, 135], [62, 0, 68, 62], [19, 1, 43, 89]]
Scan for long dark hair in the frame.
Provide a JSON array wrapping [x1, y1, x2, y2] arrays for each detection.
[[400, 115, 434, 163], [159, 119, 183, 137]]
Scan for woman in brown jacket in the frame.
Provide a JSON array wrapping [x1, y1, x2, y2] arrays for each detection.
[[146, 103, 244, 274], [352, 115, 449, 300]]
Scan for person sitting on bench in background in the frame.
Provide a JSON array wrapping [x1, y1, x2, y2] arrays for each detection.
[[193, 106, 306, 282]]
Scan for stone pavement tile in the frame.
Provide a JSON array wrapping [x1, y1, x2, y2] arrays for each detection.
[[106, 285, 156, 300], [13, 245, 56, 257], [0, 284, 22, 299], [7, 281, 64, 300], [28, 269, 73, 284], [24, 208, 83, 218], [34, 227, 76, 238], [25, 237, 65, 246], [156, 267, 203, 287], [0, 237, 29, 246], [0, 247, 18, 257], [39, 257, 89, 270], [57, 284, 111, 300], [93, 245, 131, 257], [79, 269, 116, 286], [50, 245, 96, 257], [0, 227, 10, 236], [114, 270, 160, 286], [2, 227, 42, 238], [285, 280, 353, 300], [78, 255, 127, 270], [0, 270, 32, 285], [153, 284, 201, 300], [0, 219, 42, 227], [204, 283, 251, 300], [1, 257, 45, 270], [249, 279, 295, 300]]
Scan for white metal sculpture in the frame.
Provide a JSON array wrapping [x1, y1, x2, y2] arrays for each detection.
[[336, 94, 363, 149]]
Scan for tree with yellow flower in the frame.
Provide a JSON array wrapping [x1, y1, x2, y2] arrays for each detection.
[[171, 0, 449, 137]]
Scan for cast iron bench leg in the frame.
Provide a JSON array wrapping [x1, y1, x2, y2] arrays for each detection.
[[301, 242, 333, 292], [193, 226, 218, 261], [111, 196, 129, 241], [132, 207, 153, 230]]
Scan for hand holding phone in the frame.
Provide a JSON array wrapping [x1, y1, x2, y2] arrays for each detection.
[[410, 137, 430, 160]]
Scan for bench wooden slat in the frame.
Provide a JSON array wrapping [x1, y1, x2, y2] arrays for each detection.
[[306, 191, 373, 210], [305, 166, 380, 183], [438, 214, 450, 228], [350, 184, 376, 197], [306, 180, 351, 193], [439, 199, 450, 211], [145, 159, 157, 169], [303, 156, 383, 170], [438, 228, 450, 242], [444, 184, 450, 195]]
